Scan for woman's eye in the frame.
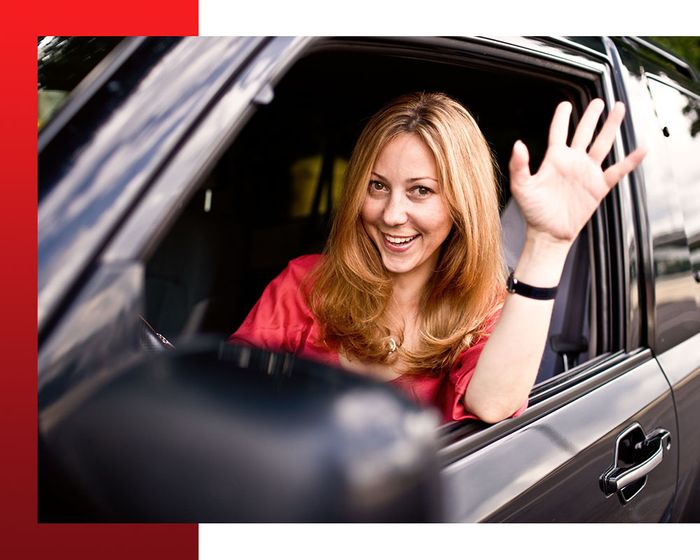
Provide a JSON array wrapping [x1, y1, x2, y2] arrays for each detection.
[[369, 180, 387, 192], [411, 185, 433, 198]]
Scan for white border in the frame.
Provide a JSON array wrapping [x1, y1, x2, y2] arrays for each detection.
[[199, 0, 697, 36], [200, 523, 689, 560]]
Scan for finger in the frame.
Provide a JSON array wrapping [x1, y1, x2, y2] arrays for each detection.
[[509, 140, 532, 188], [571, 98, 605, 150], [548, 101, 573, 147], [603, 147, 647, 188], [588, 102, 626, 164]]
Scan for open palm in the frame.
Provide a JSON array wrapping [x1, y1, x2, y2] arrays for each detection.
[[509, 99, 646, 245]]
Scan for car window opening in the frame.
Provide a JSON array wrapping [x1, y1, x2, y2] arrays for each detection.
[[142, 41, 602, 401]]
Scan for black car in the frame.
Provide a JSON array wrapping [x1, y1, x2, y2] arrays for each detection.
[[38, 36, 700, 521]]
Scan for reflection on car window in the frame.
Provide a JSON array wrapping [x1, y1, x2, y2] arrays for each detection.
[[646, 78, 700, 276], [38, 36, 123, 129]]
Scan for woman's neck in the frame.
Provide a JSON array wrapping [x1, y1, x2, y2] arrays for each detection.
[[388, 281, 421, 318], [387, 257, 435, 317], [340, 255, 437, 377], [386, 267, 432, 354]]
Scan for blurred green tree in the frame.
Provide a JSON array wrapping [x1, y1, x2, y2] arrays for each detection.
[[649, 36, 700, 73], [649, 37, 700, 137]]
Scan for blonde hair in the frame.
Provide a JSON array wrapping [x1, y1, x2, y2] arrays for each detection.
[[308, 92, 506, 374]]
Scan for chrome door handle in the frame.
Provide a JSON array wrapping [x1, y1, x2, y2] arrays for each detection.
[[605, 433, 665, 491], [600, 423, 671, 504]]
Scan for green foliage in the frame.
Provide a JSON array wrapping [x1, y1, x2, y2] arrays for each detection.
[[649, 36, 700, 73]]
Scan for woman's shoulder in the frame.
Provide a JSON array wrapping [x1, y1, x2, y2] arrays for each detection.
[[287, 254, 323, 273], [278, 254, 323, 288], [228, 255, 323, 350]]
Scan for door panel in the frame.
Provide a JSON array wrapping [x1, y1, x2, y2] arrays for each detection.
[[656, 332, 700, 521], [441, 353, 677, 522]]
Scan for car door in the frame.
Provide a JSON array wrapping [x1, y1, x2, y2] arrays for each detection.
[[439, 351, 677, 522]]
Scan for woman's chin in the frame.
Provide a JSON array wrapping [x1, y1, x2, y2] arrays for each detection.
[[381, 254, 422, 276]]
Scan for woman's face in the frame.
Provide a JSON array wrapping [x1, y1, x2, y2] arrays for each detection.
[[360, 133, 453, 286]]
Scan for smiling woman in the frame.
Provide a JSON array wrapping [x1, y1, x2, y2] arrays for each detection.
[[230, 90, 644, 423], [307, 93, 504, 377]]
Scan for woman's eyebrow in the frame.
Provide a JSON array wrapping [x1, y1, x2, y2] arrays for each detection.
[[371, 171, 437, 183]]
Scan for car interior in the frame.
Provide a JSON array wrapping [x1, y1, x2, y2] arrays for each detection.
[[144, 40, 595, 386]]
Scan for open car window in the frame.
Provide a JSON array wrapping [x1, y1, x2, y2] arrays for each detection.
[[140, 38, 609, 404]]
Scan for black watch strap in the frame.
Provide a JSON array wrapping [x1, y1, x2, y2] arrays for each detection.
[[506, 270, 558, 300]]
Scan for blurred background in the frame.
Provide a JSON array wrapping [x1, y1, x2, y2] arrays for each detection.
[[651, 36, 700, 70]]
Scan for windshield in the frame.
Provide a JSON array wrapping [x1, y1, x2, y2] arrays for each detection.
[[38, 36, 123, 129]]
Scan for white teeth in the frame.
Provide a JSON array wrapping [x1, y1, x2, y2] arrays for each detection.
[[385, 234, 418, 245]]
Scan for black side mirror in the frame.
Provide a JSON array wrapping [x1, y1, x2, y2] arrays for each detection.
[[39, 341, 442, 522]]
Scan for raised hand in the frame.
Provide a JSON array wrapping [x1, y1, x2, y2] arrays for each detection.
[[508, 99, 646, 247]]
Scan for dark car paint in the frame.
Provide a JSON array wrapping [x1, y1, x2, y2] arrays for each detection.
[[38, 37, 265, 338], [441, 351, 677, 521], [38, 36, 700, 521]]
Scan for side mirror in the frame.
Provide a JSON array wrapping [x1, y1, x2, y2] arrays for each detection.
[[39, 341, 442, 521]]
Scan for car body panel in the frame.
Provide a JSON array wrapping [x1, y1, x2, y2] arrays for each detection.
[[442, 351, 677, 521], [656, 334, 700, 521]]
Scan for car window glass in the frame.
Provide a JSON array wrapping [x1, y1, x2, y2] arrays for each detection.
[[38, 36, 123, 130], [646, 78, 700, 277]]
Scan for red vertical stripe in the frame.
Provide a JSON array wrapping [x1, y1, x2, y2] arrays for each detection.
[[1, 2, 198, 558]]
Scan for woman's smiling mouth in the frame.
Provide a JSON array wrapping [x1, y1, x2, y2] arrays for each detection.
[[382, 233, 420, 252]]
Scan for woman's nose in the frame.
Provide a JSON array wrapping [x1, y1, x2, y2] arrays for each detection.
[[383, 194, 408, 226]]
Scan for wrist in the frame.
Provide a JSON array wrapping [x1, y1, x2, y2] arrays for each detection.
[[514, 231, 570, 287], [523, 226, 574, 253], [506, 270, 558, 300]]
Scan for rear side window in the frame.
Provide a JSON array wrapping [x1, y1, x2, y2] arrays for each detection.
[[636, 73, 700, 349], [646, 78, 700, 278]]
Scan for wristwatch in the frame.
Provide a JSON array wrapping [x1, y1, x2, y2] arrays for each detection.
[[506, 270, 558, 300]]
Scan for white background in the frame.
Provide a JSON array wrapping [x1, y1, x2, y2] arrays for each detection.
[[199, 0, 698, 35]]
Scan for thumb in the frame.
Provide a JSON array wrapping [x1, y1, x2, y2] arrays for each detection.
[[509, 140, 531, 187]]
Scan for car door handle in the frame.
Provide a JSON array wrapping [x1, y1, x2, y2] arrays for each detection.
[[604, 432, 667, 491], [600, 424, 671, 504]]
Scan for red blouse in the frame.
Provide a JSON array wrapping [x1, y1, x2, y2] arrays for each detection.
[[229, 255, 523, 423]]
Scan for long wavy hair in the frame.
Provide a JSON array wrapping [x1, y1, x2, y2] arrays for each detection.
[[307, 92, 506, 374]]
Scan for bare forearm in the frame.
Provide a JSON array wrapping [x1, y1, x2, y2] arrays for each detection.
[[464, 232, 570, 423], [465, 99, 646, 424]]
